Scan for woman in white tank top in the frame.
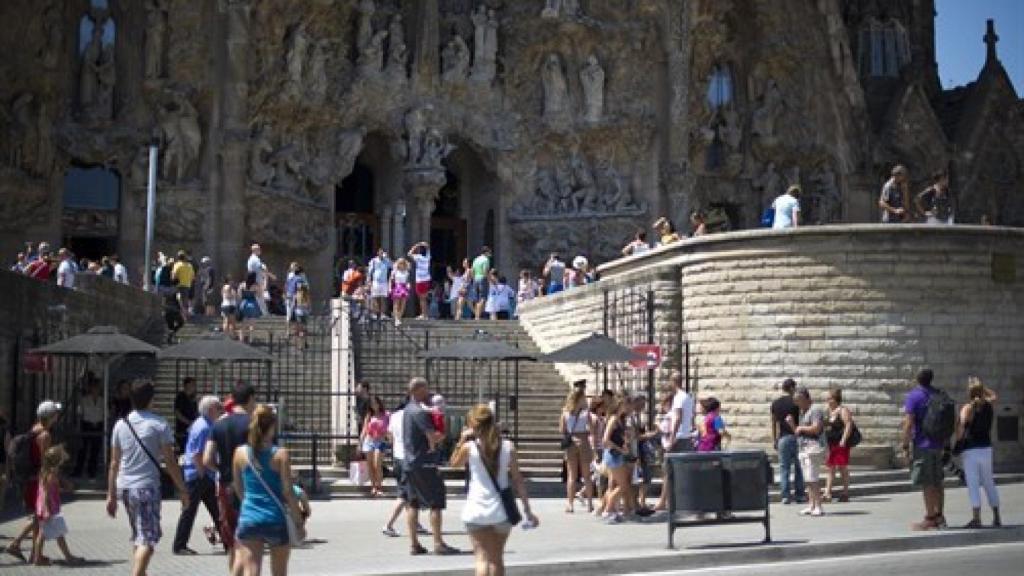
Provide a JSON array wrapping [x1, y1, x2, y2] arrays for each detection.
[[560, 388, 594, 513], [450, 405, 538, 576]]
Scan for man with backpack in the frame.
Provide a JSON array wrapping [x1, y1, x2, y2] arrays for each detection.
[[901, 368, 955, 530]]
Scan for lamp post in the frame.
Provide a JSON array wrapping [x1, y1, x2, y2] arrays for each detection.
[[142, 141, 158, 291]]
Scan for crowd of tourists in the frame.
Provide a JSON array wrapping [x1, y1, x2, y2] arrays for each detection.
[[7, 241, 127, 289]]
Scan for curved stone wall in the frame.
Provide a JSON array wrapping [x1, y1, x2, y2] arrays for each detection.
[[672, 225, 1024, 464]]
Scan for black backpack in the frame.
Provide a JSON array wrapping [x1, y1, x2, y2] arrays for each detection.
[[7, 430, 40, 484], [921, 387, 956, 444]]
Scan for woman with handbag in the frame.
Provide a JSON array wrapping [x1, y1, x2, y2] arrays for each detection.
[[232, 405, 306, 576], [823, 388, 855, 503], [956, 377, 1001, 528], [559, 389, 594, 513], [450, 404, 538, 576]]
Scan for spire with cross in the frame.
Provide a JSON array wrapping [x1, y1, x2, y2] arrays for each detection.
[[984, 19, 999, 64]]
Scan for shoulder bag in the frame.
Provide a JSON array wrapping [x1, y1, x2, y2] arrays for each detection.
[[559, 410, 581, 450], [246, 446, 305, 546], [123, 418, 174, 498], [476, 441, 522, 527]]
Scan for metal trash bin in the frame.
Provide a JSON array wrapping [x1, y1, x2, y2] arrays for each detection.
[[666, 450, 771, 548]]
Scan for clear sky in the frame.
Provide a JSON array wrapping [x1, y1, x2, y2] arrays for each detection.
[[935, 0, 1024, 92]]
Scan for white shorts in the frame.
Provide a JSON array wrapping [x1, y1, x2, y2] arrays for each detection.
[[799, 449, 824, 483], [370, 282, 389, 298]]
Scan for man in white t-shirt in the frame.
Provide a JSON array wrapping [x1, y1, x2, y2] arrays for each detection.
[[408, 242, 432, 320], [112, 254, 129, 285], [772, 185, 802, 229], [669, 372, 695, 453], [246, 243, 274, 315], [56, 248, 76, 289]]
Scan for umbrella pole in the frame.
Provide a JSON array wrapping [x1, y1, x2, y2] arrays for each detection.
[[102, 359, 110, 477]]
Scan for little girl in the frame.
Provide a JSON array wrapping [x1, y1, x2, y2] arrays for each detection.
[[32, 446, 83, 566], [390, 258, 411, 326], [293, 283, 311, 349]]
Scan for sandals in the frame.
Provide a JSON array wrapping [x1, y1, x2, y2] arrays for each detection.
[[434, 543, 461, 556], [410, 543, 428, 556], [4, 547, 27, 563]]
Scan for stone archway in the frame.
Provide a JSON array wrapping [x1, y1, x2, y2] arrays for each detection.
[[335, 132, 404, 271], [435, 140, 497, 274]]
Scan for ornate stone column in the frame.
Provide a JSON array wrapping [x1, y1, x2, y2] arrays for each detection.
[[380, 203, 393, 254], [403, 167, 446, 245], [393, 200, 407, 255]]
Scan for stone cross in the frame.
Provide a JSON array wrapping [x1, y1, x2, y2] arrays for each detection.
[[984, 19, 999, 64]]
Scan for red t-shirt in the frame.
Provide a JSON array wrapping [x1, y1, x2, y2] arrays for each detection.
[[25, 259, 52, 281], [430, 409, 446, 436]]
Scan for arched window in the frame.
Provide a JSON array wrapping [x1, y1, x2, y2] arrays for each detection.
[[858, 19, 910, 78], [706, 64, 733, 109]]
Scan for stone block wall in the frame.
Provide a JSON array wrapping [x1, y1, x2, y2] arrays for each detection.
[[521, 225, 1024, 467], [676, 225, 1024, 465], [0, 271, 165, 428]]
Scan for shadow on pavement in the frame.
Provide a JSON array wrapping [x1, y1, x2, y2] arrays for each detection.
[[823, 510, 870, 516], [685, 539, 810, 550]]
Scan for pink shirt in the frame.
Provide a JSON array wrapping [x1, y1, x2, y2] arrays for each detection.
[[367, 412, 390, 440]]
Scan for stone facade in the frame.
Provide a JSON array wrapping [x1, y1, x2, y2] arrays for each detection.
[[0, 1, 1021, 298], [521, 225, 1024, 467]]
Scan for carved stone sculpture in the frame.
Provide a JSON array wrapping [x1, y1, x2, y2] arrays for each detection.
[[470, 7, 498, 83], [7, 93, 37, 173], [285, 24, 309, 98], [421, 129, 455, 169], [754, 161, 782, 198], [541, 0, 580, 19], [40, 3, 62, 70], [79, 22, 104, 118], [511, 158, 645, 221], [812, 167, 842, 223], [96, 43, 116, 118], [441, 31, 470, 83], [269, 144, 305, 192], [248, 128, 275, 186], [144, 0, 167, 80], [359, 30, 387, 75], [570, 154, 599, 212], [356, 0, 375, 51], [159, 93, 202, 183], [580, 55, 605, 122], [308, 41, 328, 102], [542, 53, 569, 121], [387, 14, 407, 79], [751, 79, 782, 145], [403, 106, 429, 166]]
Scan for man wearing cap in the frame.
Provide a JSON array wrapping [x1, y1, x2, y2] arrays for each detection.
[[107, 380, 188, 576], [3, 400, 62, 562]]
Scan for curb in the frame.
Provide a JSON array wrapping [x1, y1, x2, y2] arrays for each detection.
[[375, 525, 1024, 576]]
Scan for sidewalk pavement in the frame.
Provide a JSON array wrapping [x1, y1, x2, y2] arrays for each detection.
[[1, 482, 1020, 576]]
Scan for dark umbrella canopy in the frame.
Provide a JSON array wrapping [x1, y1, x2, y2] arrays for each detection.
[[158, 334, 273, 363], [541, 333, 641, 364], [32, 326, 159, 356], [419, 339, 535, 362]]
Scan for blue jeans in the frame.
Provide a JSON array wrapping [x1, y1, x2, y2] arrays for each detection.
[[777, 435, 805, 500]]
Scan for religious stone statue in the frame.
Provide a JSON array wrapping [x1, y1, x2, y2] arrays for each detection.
[[79, 22, 103, 117], [285, 23, 309, 98], [531, 168, 558, 214], [248, 127, 275, 186], [541, 0, 580, 19], [580, 55, 605, 122], [269, 144, 305, 192], [599, 161, 638, 212], [358, 30, 387, 75], [470, 7, 498, 83], [421, 129, 455, 169], [387, 14, 407, 79], [159, 93, 202, 183], [751, 79, 782, 144], [8, 93, 37, 173], [441, 31, 470, 83], [403, 106, 429, 166], [145, 0, 167, 80], [95, 43, 116, 119], [40, 3, 62, 70], [570, 154, 599, 212], [356, 0, 375, 51], [812, 167, 842, 223], [754, 161, 782, 198], [542, 53, 569, 120], [308, 41, 328, 102]]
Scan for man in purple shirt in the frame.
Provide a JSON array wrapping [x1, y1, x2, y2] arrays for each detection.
[[901, 368, 945, 530]]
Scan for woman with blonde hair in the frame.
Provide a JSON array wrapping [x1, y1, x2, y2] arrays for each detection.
[[450, 405, 538, 576], [599, 392, 634, 523], [232, 405, 306, 576], [390, 258, 411, 326], [956, 377, 1001, 528], [559, 388, 594, 513]]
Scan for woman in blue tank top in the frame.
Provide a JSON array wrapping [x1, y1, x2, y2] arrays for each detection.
[[232, 405, 305, 575]]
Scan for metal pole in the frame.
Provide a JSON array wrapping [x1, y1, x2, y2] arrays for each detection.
[[143, 143, 158, 291]]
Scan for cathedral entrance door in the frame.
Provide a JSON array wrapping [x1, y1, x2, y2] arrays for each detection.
[[62, 166, 120, 261], [430, 216, 467, 279], [336, 162, 379, 271]]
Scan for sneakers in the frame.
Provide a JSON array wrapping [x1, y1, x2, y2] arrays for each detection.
[[781, 497, 791, 505], [602, 513, 624, 525], [799, 507, 813, 516], [800, 507, 824, 516], [382, 527, 400, 538]]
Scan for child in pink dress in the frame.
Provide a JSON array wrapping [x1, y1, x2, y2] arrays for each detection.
[[32, 446, 83, 566]]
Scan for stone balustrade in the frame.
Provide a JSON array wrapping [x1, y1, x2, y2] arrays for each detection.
[[519, 224, 1024, 467]]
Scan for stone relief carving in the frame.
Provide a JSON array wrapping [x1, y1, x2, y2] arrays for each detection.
[[542, 53, 569, 121], [40, 3, 62, 70], [541, 0, 581, 20], [79, 17, 116, 121], [4, 94, 52, 178], [810, 166, 842, 223], [308, 41, 328, 102], [510, 155, 646, 221], [752, 161, 782, 198], [248, 127, 275, 187], [580, 55, 605, 122], [247, 197, 329, 251], [285, 23, 309, 98], [156, 191, 205, 242], [470, 6, 498, 83], [441, 30, 470, 84], [356, 1, 385, 76], [387, 14, 407, 80], [145, 0, 168, 80], [158, 92, 202, 183], [751, 79, 782, 146]]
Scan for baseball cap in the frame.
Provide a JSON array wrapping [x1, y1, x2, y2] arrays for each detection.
[[37, 400, 63, 419]]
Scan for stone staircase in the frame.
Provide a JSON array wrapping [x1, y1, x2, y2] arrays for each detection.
[[351, 318, 569, 481]]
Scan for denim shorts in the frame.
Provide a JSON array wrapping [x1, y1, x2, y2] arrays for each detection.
[[236, 521, 289, 547], [602, 450, 625, 470]]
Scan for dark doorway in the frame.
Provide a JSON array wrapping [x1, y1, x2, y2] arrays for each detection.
[[62, 165, 120, 260], [431, 170, 467, 278], [336, 162, 378, 267]]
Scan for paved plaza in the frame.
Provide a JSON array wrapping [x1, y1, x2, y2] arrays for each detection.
[[1, 483, 1020, 576]]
